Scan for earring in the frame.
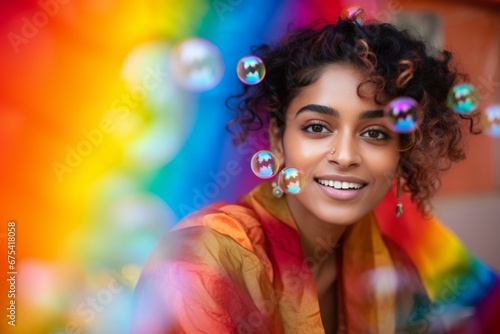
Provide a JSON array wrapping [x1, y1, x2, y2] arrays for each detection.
[[396, 177, 403, 217], [271, 181, 283, 198]]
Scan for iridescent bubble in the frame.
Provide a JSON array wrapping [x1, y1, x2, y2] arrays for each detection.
[[483, 104, 500, 138], [384, 97, 421, 133], [340, 5, 366, 26], [362, 267, 400, 299], [447, 83, 479, 114], [279, 167, 306, 194], [170, 38, 224, 91], [250, 150, 279, 179], [236, 55, 266, 85]]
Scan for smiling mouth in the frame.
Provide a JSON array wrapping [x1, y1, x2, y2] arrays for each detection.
[[315, 178, 367, 190]]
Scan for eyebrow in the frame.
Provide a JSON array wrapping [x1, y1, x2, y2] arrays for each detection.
[[295, 104, 338, 118], [359, 109, 384, 120], [295, 104, 384, 120]]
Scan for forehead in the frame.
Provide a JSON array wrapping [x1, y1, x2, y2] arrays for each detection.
[[287, 63, 379, 115]]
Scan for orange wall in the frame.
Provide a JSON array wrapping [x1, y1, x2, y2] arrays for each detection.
[[400, 0, 500, 195]]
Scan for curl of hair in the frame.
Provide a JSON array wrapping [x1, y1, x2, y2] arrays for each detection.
[[226, 18, 480, 213]]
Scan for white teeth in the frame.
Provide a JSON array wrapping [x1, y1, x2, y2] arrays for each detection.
[[317, 179, 363, 189]]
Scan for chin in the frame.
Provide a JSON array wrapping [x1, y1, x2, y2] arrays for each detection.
[[299, 197, 368, 226], [319, 208, 369, 226]]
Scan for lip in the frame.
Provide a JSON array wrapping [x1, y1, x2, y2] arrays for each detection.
[[314, 174, 368, 201]]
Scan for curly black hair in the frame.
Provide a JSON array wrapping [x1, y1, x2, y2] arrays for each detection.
[[226, 18, 480, 213]]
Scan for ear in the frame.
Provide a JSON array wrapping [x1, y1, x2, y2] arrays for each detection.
[[268, 118, 284, 166]]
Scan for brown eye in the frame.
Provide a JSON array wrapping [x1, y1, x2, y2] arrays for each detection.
[[302, 123, 331, 134], [311, 124, 324, 132], [361, 129, 389, 140]]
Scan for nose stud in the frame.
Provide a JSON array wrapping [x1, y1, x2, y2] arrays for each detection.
[[326, 147, 336, 160]]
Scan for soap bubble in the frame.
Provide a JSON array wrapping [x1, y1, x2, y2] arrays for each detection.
[[447, 83, 479, 114], [340, 5, 366, 26], [279, 167, 306, 194], [250, 150, 279, 179], [170, 38, 224, 91], [362, 267, 400, 299], [384, 97, 421, 133], [483, 104, 500, 138], [236, 55, 266, 85]]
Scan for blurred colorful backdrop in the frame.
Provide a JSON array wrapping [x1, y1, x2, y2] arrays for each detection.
[[1, 0, 498, 333]]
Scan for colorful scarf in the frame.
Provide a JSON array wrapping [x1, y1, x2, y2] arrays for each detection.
[[131, 181, 500, 333]]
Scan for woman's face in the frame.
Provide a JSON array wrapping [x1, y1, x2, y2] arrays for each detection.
[[270, 63, 400, 226]]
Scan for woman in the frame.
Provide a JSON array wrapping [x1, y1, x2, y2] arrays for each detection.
[[131, 18, 500, 333]]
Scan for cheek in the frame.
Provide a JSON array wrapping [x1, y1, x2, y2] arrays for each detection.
[[368, 150, 400, 185], [283, 136, 327, 169]]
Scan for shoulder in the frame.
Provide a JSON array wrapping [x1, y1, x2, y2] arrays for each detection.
[[131, 204, 278, 333], [138, 200, 274, 283], [374, 193, 500, 332], [172, 201, 265, 253]]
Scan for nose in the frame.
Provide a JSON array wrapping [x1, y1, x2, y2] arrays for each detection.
[[327, 131, 361, 169]]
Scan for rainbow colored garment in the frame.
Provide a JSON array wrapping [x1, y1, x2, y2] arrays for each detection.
[[131, 181, 500, 333]]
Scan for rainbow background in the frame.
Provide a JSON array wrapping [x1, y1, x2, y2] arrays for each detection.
[[0, 0, 498, 333]]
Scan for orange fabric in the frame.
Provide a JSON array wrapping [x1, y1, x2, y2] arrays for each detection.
[[131, 181, 500, 333]]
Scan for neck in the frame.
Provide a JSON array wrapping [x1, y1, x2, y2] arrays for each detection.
[[286, 196, 344, 334], [285, 196, 347, 272]]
